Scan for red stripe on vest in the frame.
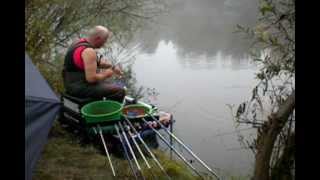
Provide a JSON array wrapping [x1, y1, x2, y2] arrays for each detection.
[[72, 38, 88, 70]]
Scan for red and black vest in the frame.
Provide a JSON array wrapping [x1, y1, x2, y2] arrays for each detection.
[[64, 39, 96, 72], [63, 39, 99, 85]]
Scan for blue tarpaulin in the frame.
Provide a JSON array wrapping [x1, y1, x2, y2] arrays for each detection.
[[25, 53, 61, 180]]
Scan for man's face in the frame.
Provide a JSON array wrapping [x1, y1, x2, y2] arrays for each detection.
[[95, 35, 108, 48]]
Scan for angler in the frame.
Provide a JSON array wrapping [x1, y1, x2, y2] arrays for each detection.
[[62, 25, 125, 103]]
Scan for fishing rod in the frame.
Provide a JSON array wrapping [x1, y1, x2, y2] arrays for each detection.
[[148, 113, 221, 180], [118, 122, 146, 180], [120, 121, 158, 180], [100, 43, 141, 68], [112, 57, 133, 67], [120, 121, 151, 168], [169, 118, 173, 160], [97, 51, 132, 73], [114, 124, 139, 180], [141, 117, 204, 179], [123, 117, 172, 180], [113, 44, 141, 66], [94, 125, 116, 177]]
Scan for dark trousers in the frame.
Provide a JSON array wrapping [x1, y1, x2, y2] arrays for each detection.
[[65, 81, 126, 103]]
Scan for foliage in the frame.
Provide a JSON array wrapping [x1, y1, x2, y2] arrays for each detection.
[[25, 0, 167, 93], [233, 0, 295, 179]]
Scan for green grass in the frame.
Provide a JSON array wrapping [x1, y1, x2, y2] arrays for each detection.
[[33, 122, 208, 180], [218, 168, 252, 180], [33, 121, 252, 180]]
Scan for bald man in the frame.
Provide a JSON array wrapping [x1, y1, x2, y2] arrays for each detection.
[[62, 25, 125, 102]]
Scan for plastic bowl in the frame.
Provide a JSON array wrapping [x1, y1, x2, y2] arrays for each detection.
[[81, 100, 123, 124]]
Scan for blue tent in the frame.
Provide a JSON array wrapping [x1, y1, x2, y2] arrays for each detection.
[[25, 53, 61, 180]]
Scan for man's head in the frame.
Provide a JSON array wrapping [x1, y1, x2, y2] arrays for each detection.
[[87, 25, 112, 48]]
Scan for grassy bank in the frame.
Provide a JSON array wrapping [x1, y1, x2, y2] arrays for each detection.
[[33, 121, 207, 180]]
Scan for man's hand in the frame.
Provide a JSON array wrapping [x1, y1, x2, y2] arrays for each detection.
[[98, 58, 113, 69], [113, 65, 124, 77], [101, 68, 114, 78], [82, 48, 115, 83]]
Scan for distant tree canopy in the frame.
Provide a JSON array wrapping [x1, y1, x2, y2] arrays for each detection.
[[234, 0, 295, 180], [25, 0, 166, 93]]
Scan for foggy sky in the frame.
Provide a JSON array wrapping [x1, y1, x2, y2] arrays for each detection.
[[134, 0, 259, 60]]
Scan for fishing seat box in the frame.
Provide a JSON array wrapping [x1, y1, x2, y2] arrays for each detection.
[[60, 93, 100, 128]]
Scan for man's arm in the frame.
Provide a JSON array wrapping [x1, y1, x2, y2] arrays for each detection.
[[82, 48, 113, 83], [99, 58, 123, 76], [98, 58, 113, 69]]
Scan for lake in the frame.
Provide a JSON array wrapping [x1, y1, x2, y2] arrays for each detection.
[[130, 0, 260, 177]]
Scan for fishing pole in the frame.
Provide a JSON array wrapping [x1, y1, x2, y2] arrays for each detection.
[[114, 124, 138, 180], [169, 118, 173, 160], [118, 122, 146, 180], [123, 117, 172, 180], [120, 121, 158, 180], [148, 114, 221, 180], [120, 121, 151, 168], [141, 117, 204, 179], [94, 125, 116, 177]]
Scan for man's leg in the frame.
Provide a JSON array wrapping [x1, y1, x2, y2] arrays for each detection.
[[65, 81, 126, 102], [87, 82, 126, 102]]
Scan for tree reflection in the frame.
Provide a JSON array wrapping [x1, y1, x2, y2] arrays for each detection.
[[134, 0, 259, 68]]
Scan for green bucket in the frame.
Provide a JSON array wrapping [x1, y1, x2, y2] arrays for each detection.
[[81, 100, 123, 124]]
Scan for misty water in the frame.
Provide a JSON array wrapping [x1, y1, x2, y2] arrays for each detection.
[[130, 0, 260, 177]]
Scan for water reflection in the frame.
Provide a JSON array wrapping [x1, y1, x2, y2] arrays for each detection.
[[132, 40, 258, 176], [138, 41, 256, 71], [134, 0, 259, 63], [130, 0, 260, 176]]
